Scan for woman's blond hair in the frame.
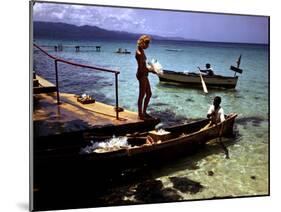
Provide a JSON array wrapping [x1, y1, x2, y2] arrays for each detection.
[[137, 35, 151, 48]]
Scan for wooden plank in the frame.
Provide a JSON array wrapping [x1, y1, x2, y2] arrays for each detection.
[[61, 93, 139, 121], [33, 75, 57, 94], [36, 75, 56, 87], [33, 92, 160, 139], [33, 79, 39, 87], [33, 86, 57, 94]]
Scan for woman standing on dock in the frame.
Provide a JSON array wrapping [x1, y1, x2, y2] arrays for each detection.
[[135, 35, 156, 120]]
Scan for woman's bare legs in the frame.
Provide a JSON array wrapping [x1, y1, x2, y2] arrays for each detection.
[[143, 77, 152, 117], [138, 77, 148, 119], [138, 76, 152, 119]]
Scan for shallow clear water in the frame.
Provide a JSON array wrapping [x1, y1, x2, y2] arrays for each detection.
[[34, 38, 269, 200]]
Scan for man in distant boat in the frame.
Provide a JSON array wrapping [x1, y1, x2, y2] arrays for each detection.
[[198, 63, 214, 76], [116, 48, 122, 53], [135, 35, 157, 120], [116, 48, 130, 54]]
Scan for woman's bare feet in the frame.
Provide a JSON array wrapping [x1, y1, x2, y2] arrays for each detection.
[[138, 113, 145, 120]]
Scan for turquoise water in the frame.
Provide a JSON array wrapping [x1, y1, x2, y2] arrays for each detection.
[[33, 38, 269, 201]]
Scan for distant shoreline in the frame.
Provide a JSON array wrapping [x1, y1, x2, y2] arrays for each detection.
[[33, 21, 268, 46]]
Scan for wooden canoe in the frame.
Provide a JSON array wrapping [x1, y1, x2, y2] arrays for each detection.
[[36, 113, 237, 165], [86, 113, 237, 160], [34, 114, 237, 173], [158, 70, 239, 89]]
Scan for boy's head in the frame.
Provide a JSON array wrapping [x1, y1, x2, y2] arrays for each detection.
[[213, 96, 221, 108], [206, 63, 211, 69]]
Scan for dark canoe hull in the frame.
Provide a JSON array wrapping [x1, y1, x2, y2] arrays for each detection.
[[35, 113, 237, 167], [158, 70, 238, 89], [115, 52, 131, 54], [121, 113, 237, 162]]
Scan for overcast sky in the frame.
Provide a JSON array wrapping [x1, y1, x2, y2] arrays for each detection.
[[33, 2, 269, 44]]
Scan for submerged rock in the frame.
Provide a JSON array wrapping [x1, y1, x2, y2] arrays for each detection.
[[135, 180, 163, 203], [170, 177, 204, 194], [185, 98, 194, 102], [151, 102, 170, 107], [236, 116, 266, 127], [134, 179, 182, 203], [161, 188, 182, 201], [97, 184, 136, 206], [207, 171, 214, 176], [148, 108, 187, 128]]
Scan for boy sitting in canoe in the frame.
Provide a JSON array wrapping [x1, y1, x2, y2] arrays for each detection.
[[207, 96, 225, 125], [200, 96, 225, 131], [198, 63, 214, 76]]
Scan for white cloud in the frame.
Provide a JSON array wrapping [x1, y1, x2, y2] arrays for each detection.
[[33, 3, 149, 33]]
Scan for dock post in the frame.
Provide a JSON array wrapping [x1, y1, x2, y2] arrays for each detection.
[[115, 72, 119, 119], [54, 59, 60, 104], [75, 46, 80, 52], [58, 44, 63, 51]]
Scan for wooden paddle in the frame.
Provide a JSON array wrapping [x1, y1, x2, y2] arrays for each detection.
[[198, 67, 208, 94], [217, 122, 230, 159]]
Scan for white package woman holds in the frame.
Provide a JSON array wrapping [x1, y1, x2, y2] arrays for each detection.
[[147, 58, 163, 75]]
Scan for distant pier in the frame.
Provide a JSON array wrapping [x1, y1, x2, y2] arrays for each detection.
[[41, 44, 102, 52]]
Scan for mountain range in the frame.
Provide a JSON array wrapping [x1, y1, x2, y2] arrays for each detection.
[[33, 21, 197, 42]]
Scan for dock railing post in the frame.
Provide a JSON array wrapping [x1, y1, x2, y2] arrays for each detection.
[[54, 59, 60, 104], [115, 72, 119, 119]]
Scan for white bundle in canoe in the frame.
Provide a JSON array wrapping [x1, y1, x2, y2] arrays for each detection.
[[156, 128, 170, 135], [80, 136, 130, 154]]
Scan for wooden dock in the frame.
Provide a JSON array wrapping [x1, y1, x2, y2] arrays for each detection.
[[33, 75, 57, 94], [40, 44, 101, 52], [33, 76, 160, 150]]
